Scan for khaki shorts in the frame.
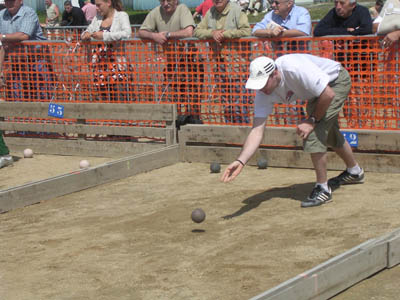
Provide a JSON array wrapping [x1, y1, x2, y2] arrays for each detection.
[[303, 66, 351, 153]]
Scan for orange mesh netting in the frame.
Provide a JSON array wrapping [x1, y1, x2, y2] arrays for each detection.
[[0, 36, 399, 132]]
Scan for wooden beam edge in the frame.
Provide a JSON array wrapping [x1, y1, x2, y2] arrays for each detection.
[[250, 227, 400, 300], [0, 145, 180, 214]]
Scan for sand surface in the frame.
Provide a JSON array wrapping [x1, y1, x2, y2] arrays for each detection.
[[1, 161, 400, 299]]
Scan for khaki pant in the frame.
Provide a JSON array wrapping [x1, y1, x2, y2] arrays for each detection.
[[304, 66, 351, 153]]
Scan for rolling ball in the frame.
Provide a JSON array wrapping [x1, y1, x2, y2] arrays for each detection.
[[257, 157, 268, 169], [191, 208, 206, 223], [79, 159, 90, 169], [210, 162, 221, 173], [23, 148, 34, 158]]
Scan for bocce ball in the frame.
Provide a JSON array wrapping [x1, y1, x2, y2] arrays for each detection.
[[23, 148, 33, 158], [191, 208, 206, 223], [210, 162, 221, 173], [257, 157, 268, 169], [79, 159, 90, 169]]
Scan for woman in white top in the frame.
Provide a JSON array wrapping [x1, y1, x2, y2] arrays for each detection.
[[81, 0, 132, 101], [81, 0, 131, 42]]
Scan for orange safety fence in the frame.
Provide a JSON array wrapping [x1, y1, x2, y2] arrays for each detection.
[[0, 36, 399, 133]]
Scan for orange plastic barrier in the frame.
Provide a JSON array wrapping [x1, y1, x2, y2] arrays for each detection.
[[0, 36, 399, 130]]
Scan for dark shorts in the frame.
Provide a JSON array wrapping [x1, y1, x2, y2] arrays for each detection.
[[303, 66, 351, 153]]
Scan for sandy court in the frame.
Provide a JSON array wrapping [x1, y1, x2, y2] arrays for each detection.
[[1, 161, 400, 299], [0, 151, 115, 190]]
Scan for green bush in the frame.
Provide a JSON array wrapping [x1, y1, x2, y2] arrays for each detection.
[[127, 10, 149, 24]]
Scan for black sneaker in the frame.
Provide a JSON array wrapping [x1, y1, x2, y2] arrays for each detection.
[[328, 169, 364, 189], [301, 186, 332, 208]]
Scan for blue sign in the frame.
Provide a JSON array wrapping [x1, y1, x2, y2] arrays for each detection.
[[48, 103, 64, 118], [342, 131, 358, 147]]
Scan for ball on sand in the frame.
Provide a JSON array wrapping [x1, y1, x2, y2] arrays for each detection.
[[257, 157, 268, 169], [210, 162, 221, 173], [79, 159, 90, 169], [191, 208, 206, 223], [23, 148, 33, 158]]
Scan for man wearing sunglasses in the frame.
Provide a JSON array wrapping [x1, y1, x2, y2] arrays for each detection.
[[252, 0, 311, 39]]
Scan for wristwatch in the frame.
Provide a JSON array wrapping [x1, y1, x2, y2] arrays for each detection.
[[1, 34, 6, 41], [308, 115, 320, 125], [166, 32, 171, 39]]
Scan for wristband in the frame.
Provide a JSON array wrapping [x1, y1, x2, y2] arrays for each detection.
[[236, 159, 245, 166]]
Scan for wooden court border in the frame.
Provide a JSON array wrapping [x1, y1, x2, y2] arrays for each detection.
[[0, 145, 179, 214]]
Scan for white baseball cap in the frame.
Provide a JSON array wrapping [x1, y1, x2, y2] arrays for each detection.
[[245, 56, 276, 90]]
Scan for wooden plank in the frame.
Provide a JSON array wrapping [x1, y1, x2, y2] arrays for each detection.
[[388, 230, 400, 268], [179, 125, 400, 152], [0, 102, 176, 121], [182, 145, 400, 173], [0, 121, 170, 137], [180, 125, 301, 147], [0, 145, 180, 214], [5, 137, 166, 157], [250, 238, 388, 300]]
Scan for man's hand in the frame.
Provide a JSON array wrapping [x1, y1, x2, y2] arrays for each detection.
[[270, 26, 284, 37], [220, 160, 244, 183], [212, 30, 225, 45], [153, 32, 168, 45], [347, 26, 359, 33], [383, 31, 400, 48], [296, 119, 315, 139]]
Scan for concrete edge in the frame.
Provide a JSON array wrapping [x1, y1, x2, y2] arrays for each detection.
[[0, 145, 180, 213]]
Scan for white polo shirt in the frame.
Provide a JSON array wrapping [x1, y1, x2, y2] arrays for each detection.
[[254, 54, 341, 118]]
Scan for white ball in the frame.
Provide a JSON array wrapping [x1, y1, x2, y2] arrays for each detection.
[[79, 159, 90, 169], [23, 148, 33, 158]]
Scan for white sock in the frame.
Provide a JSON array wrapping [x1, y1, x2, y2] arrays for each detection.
[[316, 182, 330, 192], [347, 164, 362, 175]]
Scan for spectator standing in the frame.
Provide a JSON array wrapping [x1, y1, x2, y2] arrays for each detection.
[[138, 0, 194, 45], [81, 0, 131, 101], [252, 0, 311, 38], [314, 0, 372, 36], [253, 0, 311, 125], [314, 0, 372, 128], [138, 0, 199, 117], [61, 0, 88, 26], [0, 0, 47, 168], [82, 0, 97, 23], [369, 0, 384, 20], [221, 54, 364, 208], [193, 0, 213, 19], [194, 0, 251, 124], [45, 0, 60, 27]]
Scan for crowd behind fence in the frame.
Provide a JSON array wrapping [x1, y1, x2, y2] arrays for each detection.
[[0, 35, 399, 132]]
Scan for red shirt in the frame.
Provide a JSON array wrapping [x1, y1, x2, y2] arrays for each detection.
[[196, 0, 214, 17]]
